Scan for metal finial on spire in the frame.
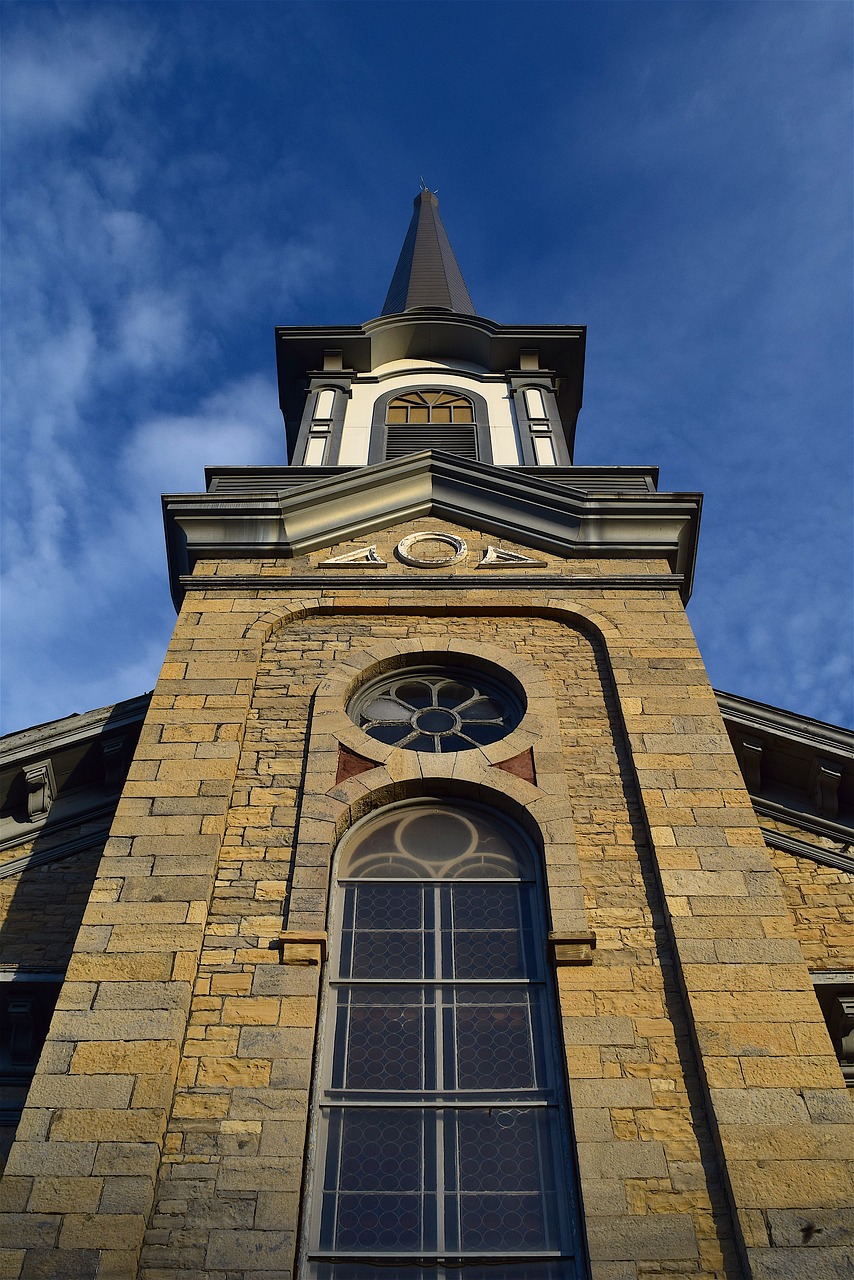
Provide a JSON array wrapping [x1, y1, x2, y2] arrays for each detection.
[[381, 189, 475, 316]]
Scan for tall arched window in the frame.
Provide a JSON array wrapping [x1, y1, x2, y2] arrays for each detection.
[[385, 391, 477, 459], [302, 801, 587, 1280]]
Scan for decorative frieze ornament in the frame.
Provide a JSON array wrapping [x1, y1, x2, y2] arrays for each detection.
[[319, 545, 386, 566], [319, 532, 549, 571], [479, 545, 547, 568], [395, 531, 467, 567]]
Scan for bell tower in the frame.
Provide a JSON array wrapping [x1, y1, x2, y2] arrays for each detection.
[[2, 193, 851, 1280], [282, 186, 584, 473]]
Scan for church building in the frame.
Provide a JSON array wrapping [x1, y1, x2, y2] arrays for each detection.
[[1, 191, 852, 1280]]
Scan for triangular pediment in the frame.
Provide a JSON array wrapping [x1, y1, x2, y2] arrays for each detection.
[[163, 451, 701, 605]]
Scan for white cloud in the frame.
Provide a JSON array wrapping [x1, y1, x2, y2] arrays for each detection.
[[1, 371, 283, 733], [119, 374, 282, 501], [116, 288, 192, 370], [1, 12, 152, 138]]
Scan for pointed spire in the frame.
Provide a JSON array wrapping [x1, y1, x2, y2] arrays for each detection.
[[381, 189, 476, 316]]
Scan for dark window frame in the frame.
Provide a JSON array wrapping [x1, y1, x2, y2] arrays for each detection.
[[300, 800, 588, 1280]]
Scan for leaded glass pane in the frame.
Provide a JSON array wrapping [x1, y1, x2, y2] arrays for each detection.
[[340, 884, 429, 979], [320, 1108, 433, 1252], [450, 1109, 561, 1252], [333, 988, 428, 1090], [308, 804, 584, 1278], [313, 1264, 572, 1279], [450, 988, 541, 1091], [449, 884, 535, 978], [339, 807, 532, 882]]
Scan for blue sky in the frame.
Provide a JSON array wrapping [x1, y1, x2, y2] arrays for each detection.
[[1, 0, 851, 734]]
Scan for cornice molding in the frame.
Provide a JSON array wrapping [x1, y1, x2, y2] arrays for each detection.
[[0, 824, 113, 880], [163, 450, 701, 609], [760, 826, 854, 876], [180, 574, 685, 594], [715, 688, 853, 835], [0, 692, 152, 768], [751, 797, 854, 845], [715, 689, 854, 760]]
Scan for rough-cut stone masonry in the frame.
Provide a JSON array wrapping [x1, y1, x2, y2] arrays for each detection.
[[766, 842, 853, 972], [1, 525, 851, 1280], [0, 838, 105, 973], [140, 612, 738, 1280]]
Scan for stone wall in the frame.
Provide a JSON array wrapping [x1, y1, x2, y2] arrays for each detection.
[[764, 840, 853, 974], [1, 522, 851, 1280]]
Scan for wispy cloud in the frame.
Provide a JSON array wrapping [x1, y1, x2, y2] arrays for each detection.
[[1, 9, 152, 138], [0, 7, 332, 732], [1, 1, 850, 733]]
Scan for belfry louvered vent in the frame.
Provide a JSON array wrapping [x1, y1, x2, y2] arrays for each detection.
[[385, 423, 478, 460], [384, 390, 478, 460]]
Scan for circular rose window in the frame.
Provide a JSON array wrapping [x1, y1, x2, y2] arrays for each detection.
[[348, 666, 524, 753]]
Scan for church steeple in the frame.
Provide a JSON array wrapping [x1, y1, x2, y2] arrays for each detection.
[[381, 188, 476, 316]]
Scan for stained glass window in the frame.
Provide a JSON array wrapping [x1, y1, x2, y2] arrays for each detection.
[[303, 804, 587, 1280]]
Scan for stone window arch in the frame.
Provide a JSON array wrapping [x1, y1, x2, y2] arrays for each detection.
[[301, 798, 588, 1279]]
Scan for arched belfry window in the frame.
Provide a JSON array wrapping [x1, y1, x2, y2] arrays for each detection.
[[302, 802, 587, 1280], [385, 391, 477, 459]]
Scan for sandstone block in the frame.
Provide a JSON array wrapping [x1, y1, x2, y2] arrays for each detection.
[[26, 1178, 103, 1215], [50, 1009, 187, 1042], [18, 1247, 98, 1278], [561, 1016, 635, 1046], [740, 1056, 845, 1090], [749, 1246, 854, 1280], [5, 1144, 97, 1179], [98, 1176, 155, 1215], [578, 1140, 668, 1180], [0, 1180, 32, 1214], [802, 1090, 854, 1124], [92, 1144, 161, 1177], [194, 1059, 272, 1088], [221, 997, 280, 1025], [71, 1040, 179, 1076], [0, 1249, 24, 1280], [49, 1108, 165, 1144], [586, 1213, 698, 1261], [570, 1079, 655, 1109], [253, 1191, 300, 1232], [215, 1156, 303, 1193], [65, 954, 174, 983], [57, 1212, 144, 1251], [237, 1026, 314, 1059], [728, 1159, 853, 1209], [0, 1219, 59, 1250], [119, 875, 212, 903]]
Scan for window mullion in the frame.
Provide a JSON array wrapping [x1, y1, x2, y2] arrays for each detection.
[[434, 883, 448, 1256]]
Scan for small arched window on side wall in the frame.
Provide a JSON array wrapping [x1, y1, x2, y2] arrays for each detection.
[[301, 800, 588, 1280], [369, 387, 493, 464]]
